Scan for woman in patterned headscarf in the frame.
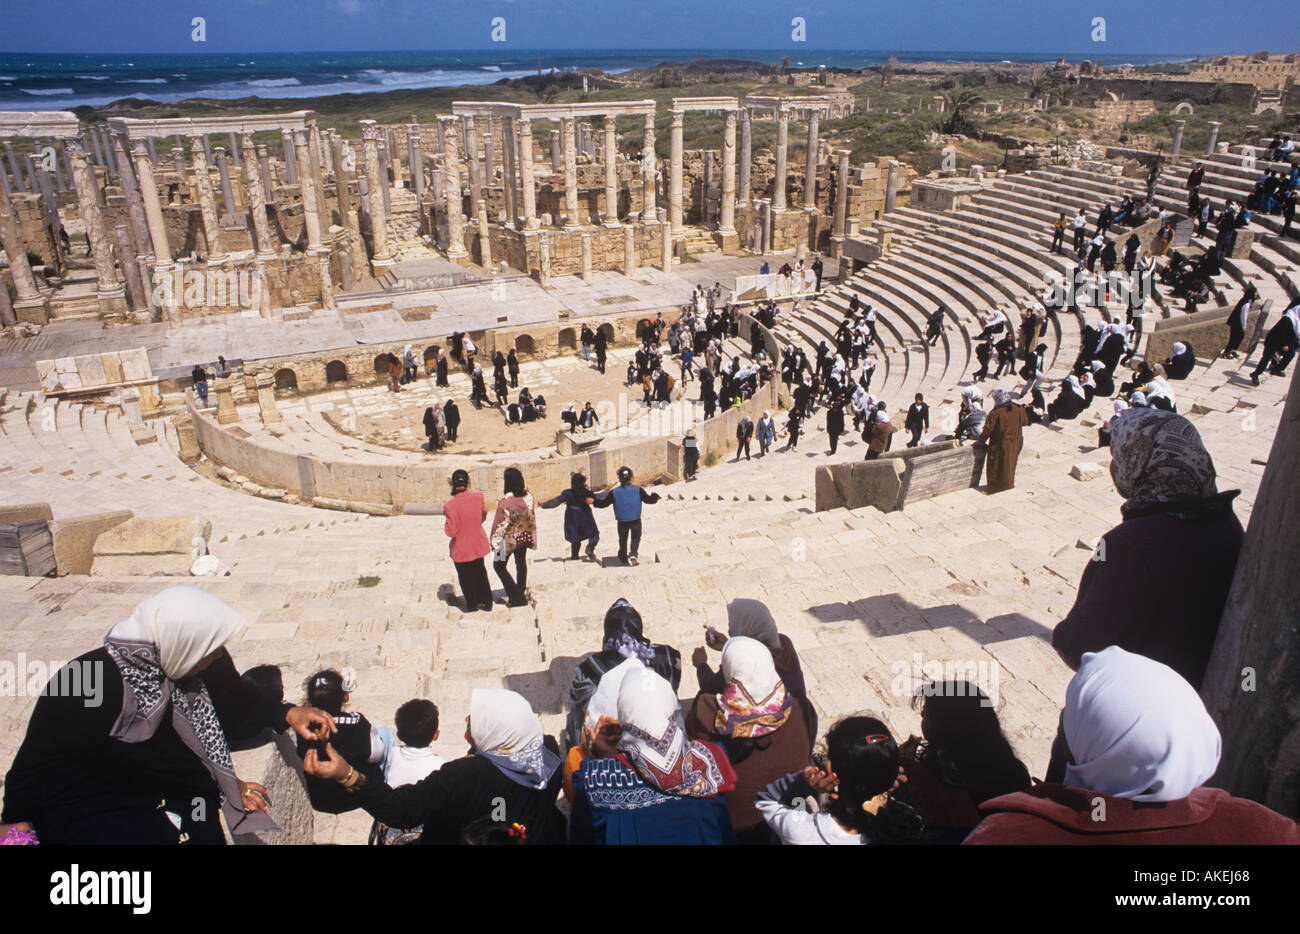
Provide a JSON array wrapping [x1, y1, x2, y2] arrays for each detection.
[[2, 586, 337, 844], [1048, 408, 1244, 779], [560, 598, 681, 752], [685, 637, 815, 842]]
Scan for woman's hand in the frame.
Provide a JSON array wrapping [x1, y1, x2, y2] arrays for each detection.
[[705, 628, 726, 651], [802, 764, 839, 799], [303, 742, 350, 782], [691, 646, 708, 667], [239, 781, 270, 812], [590, 723, 623, 760], [286, 706, 336, 742]]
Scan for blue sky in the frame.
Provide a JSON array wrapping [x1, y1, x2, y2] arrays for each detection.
[[2, 0, 1297, 54]]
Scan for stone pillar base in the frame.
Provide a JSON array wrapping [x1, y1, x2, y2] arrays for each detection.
[[713, 229, 740, 252], [829, 235, 844, 260], [370, 255, 399, 275], [14, 296, 51, 325], [96, 289, 129, 320]]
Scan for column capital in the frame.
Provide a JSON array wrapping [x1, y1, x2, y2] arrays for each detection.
[[603, 113, 617, 130], [724, 109, 738, 126], [65, 137, 89, 161], [669, 109, 684, 127], [360, 119, 382, 140]]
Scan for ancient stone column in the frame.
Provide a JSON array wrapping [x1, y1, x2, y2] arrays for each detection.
[[316, 251, 336, 309], [228, 132, 241, 166], [885, 160, 900, 213], [407, 125, 424, 198], [581, 232, 593, 280], [661, 222, 672, 271], [720, 109, 737, 235], [602, 114, 620, 227], [307, 125, 329, 235], [738, 107, 752, 206], [668, 109, 684, 235], [803, 111, 820, 210], [484, 116, 497, 178], [293, 130, 323, 253], [171, 147, 186, 178], [477, 198, 491, 268], [550, 131, 562, 173], [66, 138, 124, 313], [241, 134, 276, 259], [0, 175, 41, 304], [52, 141, 68, 192], [623, 224, 636, 274], [360, 121, 390, 261], [538, 233, 551, 287], [0, 276, 14, 326], [111, 225, 142, 312], [562, 116, 580, 229], [111, 134, 154, 268], [214, 377, 239, 424], [332, 135, 350, 222], [1205, 121, 1221, 156], [1171, 120, 1186, 159], [464, 116, 481, 205], [502, 116, 518, 226], [255, 372, 281, 425], [832, 149, 850, 248], [4, 142, 27, 192], [440, 117, 466, 258], [773, 108, 789, 212], [281, 128, 299, 184], [761, 198, 773, 254], [257, 144, 273, 202], [188, 136, 224, 261], [214, 147, 237, 217], [642, 112, 657, 220], [518, 116, 538, 230], [377, 143, 391, 216]]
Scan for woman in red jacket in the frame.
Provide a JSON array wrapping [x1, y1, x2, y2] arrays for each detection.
[[444, 469, 493, 613], [965, 647, 1299, 845]]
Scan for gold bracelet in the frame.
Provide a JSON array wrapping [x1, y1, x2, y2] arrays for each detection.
[[341, 766, 355, 786], [344, 770, 367, 793]]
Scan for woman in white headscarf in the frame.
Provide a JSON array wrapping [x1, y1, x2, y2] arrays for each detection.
[[1047, 373, 1089, 421], [694, 598, 809, 704], [966, 647, 1298, 844], [1, 586, 337, 845], [1162, 340, 1196, 380], [686, 637, 815, 842], [306, 687, 566, 844]]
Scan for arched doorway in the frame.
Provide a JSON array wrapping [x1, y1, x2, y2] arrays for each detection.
[[273, 368, 298, 391], [325, 360, 348, 384], [514, 334, 536, 355], [558, 327, 576, 350], [598, 323, 615, 344], [373, 353, 399, 375]]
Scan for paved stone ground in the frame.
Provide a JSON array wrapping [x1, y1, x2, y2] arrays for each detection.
[[241, 343, 706, 460]]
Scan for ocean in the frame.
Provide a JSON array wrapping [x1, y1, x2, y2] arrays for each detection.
[[0, 49, 1196, 112]]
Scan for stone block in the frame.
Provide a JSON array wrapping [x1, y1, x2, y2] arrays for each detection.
[[815, 459, 904, 512], [50, 510, 134, 576], [75, 354, 107, 389], [0, 503, 53, 525], [227, 732, 315, 845], [119, 347, 153, 382], [101, 351, 124, 386], [1069, 462, 1105, 482], [91, 515, 213, 577]]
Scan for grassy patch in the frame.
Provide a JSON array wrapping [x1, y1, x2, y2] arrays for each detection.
[[356, 575, 381, 588]]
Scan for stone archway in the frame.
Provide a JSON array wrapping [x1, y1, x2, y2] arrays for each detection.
[[557, 327, 576, 350], [598, 323, 615, 344], [515, 334, 537, 355], [273, 367, 298, 391], [424, 346, 441, 370], [1172, 102, 1195, 116], [373, 353, 399, 375], [325, 360, 348, 384]]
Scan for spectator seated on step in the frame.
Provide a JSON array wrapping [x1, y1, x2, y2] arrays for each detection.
[[295, 669, 392, 816], [1162, 342, 1196, 380]]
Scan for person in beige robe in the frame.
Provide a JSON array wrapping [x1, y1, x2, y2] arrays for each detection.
[[979, 390, 1030, 493]]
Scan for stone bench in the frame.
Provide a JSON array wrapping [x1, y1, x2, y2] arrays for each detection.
[[814, 440, 986, 513]]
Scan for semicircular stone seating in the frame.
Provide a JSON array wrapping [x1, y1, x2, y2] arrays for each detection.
[[0, 155, 1290, 844]]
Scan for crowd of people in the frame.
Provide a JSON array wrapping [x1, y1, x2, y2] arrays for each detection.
[[4, 410, 1294, 845]]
